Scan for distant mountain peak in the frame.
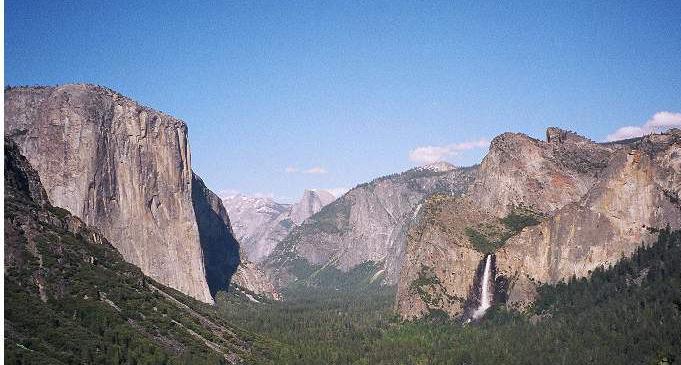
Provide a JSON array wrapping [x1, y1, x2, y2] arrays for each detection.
[[418, 161, 457, 172], [304, 189, 336, 200], [222, 188, 336, 263], [290, 189, 336, 225]]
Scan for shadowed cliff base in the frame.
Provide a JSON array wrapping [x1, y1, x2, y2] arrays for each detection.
[[191, 173, 241, 297]]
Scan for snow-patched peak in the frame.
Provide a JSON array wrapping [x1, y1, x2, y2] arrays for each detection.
[[418, 161, 457, 172], [221, 195, 290, 246], [221, 189, 336, 262], [221, 194, 288, 217]]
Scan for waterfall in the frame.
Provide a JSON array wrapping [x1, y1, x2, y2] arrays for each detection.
[[471, 254, 493, 320]]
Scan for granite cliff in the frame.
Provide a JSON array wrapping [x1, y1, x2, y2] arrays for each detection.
[[4, 84, 239, 303], [191, 173, 241, 297], [265, 162, 478, 287], [468, 127, 615, 217], [4, 138, 265, 363], [224, 190, 336, 299], [496, 129, 681, 309], [222, 194, 292, 263], [223, 189, 336, 263], [231, 258, 281, 301], [289, 189, 336, 226], [396, 128, 681, 319]]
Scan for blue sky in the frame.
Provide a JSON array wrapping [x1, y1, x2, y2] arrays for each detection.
[[6, 1, 681, 202]]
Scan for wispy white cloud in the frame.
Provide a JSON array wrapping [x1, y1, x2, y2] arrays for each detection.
[[409, 139, 489, 164], [605, 111, 681, 141], [302, 166, 328, 175], [285, 166, 328, 174]]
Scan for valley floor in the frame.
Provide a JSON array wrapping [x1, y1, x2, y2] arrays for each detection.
[[219, 228, 681, 365]]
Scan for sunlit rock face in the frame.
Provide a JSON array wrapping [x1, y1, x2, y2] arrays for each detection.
[[4, 84, 239, 304], [469, 127, 615, 218], [289, 189, 336, 225], [265, 164, 478, 288], [395, 196, 489, 319], [397, 128, 681, 319], [496, 129, 681, 309], [222, 189, 336, 263], [232, 258, 281, 300], [222, 194, 292, 263]]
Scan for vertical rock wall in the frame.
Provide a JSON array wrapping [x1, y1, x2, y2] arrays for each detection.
[[192, 173, 240, 296], [4, 84, 236, 303], [397, 128, 681, 319]]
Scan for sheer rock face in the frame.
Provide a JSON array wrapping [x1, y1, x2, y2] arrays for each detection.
[[396, 128, 681, 319], [4, 84, 237, 304], [222, 195, 291, 263], [266, 166, 478, 287], [395, 196, 491, 319], [222, 189, 335, 263], [4, 139, 252, 363], [223, 190, 335, 298], [496, 129, 681, 308], [4, 137, 50, 208]]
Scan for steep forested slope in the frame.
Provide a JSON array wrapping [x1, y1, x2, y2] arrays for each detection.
[[4, 139, 278, 364]]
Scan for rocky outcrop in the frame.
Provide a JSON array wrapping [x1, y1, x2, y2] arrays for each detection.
[[222, 190, 335, 299], [396, 128, 681, 319], [222, 189, 336, 263], [4, 84, 238, 303], [417, 161, 458, 172], [232, 259, 281, 300], [222, 194, 292, 263], [396, 196, 492, 319], [266, 164, 478, 287], [469, 128, 614, 217], [4, 137, 50, 208]]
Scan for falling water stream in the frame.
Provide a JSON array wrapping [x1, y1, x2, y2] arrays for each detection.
[[471, 254, 493, 320]]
